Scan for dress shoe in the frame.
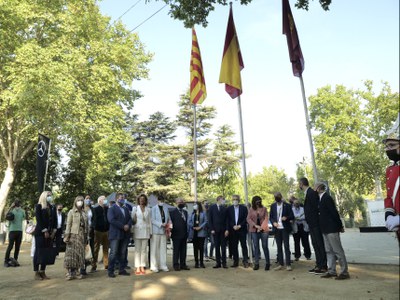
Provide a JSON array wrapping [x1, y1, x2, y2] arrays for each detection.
[[265, 265, 270, 271], [89, 267, 97, 273], [243, 262, 249, 268], [308, 267, 318, 274], [222, 264, 228, 269], [200, 263, 206, 268], [181, 266, 190, 270], [253, 264, 259, 270], [213, 265, 221, 269], [174, 267, 181, 271], [39, 271, 49, 280], [294, 257, 299, 261], [231, 263, 239, 268], [34, 271, 43, 280], [335, 273, 350, 280], [119, 270, 130, 276], [4, 261, 10, 268], [108, 273, 116, 278]]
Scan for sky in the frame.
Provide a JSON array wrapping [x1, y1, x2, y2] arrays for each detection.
[[98, 0, 400, 179]]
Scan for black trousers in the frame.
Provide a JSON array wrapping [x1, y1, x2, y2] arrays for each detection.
[[193, 236, 205, 264], [293, 224, 311, 259], [55, 228, 63, 255], [213, 231, 227, 266], [230, 230, 249, 264], [309, 226, 327, 269], [5, 231, 22, 262], [172, 238, 187, 268]]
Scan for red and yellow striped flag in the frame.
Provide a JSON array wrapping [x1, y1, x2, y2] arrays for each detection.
[[190, 28, 207, 105], [219, 5, 244, 99]]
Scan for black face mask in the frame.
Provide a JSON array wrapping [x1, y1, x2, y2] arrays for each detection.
[[57, 209, 62, 212], [386, 149, 400, 162], [276, 199, 282, 203], [178, 204, 185, 209]]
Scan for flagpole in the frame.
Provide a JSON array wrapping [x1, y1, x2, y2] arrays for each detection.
[[193, 104, 198, 202], [299, 75, 318, 182], [237, 96, 248, 206], [43, 138, 51, 192]]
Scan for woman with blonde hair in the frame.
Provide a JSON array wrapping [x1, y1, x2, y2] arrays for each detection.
[[132, 194, 152, 275], [33, 191, 55, 280], [64, 196, 88, 280]]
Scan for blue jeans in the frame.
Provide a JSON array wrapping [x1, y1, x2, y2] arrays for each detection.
[[108, 238, 129, 274], [275, 229, 291, 266], [251, 232, 270, 266]]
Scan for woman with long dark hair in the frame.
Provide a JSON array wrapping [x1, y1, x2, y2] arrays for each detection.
[[189, 202, 208, 268]]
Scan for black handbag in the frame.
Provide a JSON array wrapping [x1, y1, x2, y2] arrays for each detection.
[[5, 212, 14, 221]]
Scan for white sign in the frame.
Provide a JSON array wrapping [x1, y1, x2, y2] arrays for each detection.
[[366, 200, 385, 227]]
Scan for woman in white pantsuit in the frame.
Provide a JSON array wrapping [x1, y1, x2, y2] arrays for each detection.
[[150, 195, 171, 272], [132, 194, 152, 275]]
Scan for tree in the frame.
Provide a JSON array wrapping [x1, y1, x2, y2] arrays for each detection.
[[0, 0, 152, 218], [248, 166, 293, 207], [150, 0, 332, 27], [308, 82, 398, 220], [204, 125, 241, 199]]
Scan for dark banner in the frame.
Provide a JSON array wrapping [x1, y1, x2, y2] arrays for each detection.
[[37, 134, 50, 193]]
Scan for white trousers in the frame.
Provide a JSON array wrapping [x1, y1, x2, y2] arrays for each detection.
[[150, 234, 168, 270], [134, 239, 149, 268]]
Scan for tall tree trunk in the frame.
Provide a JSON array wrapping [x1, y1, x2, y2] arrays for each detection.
[[0, 164, 15, 224]]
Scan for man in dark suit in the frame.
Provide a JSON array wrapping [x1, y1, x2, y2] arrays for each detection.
[[300, 177, 327, 274], [90, 195, 109, 272], [107, 193, 132, 278], [208, 195, 229, 268], [169, 198, 190, 271], [227, 195, 249, 268], [270, 192, 294, 271], [54, 204, 66, 255], [316, 183, 350, 280]]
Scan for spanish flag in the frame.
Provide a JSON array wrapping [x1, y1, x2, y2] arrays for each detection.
[[219, 5, 244, 99], [190, 28, 207, 105], [282, 0, 304, 77]]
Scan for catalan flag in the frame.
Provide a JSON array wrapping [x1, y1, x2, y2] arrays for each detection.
[[282, 0, 304, 77], [190, 28, 207, 105], [219, 5, 244, 99]]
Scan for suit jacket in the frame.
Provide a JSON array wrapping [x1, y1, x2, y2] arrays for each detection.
[[132, 206, 152, 239], [269, 202, 294, 232], [208, 204, 228, 233], [188, 211, 208, 239], [169, 208, 189, 239], [303, 187, 320, 228], [151, 204, 171, 235], [227, 205, 248, 234], [107, 204, 132, 240], [55, 211, 66, 231], [319, 192, 343, 234]]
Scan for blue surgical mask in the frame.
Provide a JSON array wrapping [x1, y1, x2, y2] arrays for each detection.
[[46, 196, 53, 203], [103, 200, 108, 206], [85, 199, 91, 205], [117, 199, 125, 205]]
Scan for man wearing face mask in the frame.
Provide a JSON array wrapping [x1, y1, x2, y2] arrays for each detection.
[[208, 195, 229, 268], [106, 193, 132, 277], [383, 113, 400, 242], [90, 195, 109, 273], [226, 195, 249, 268], [169, 198, 190, 271], [291, 198, 311, 261], [54, 204, 66, 256], [4, 200, 26, 267], [270, 192, 294, 271], [299, 177, 327, 274], [150, 195, 171, 272]]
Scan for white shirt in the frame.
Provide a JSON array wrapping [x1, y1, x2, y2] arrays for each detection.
[[234, 205, 239, 225], [276, 203, 284, 229], [57, 212, 62, 229]]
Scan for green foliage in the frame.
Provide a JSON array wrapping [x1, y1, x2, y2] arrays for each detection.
[[308, 81, 399, 218], [248, 166, 294, 207], [0, 0, 152, 215]]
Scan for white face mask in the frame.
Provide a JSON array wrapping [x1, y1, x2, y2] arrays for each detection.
[[233, 200, 239, 206], [158, 202, 164, 206], [193, 204, 198, 211], [76, 201, 83, 208]]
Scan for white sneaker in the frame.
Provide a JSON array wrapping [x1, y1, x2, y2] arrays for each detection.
[[286, 266, 293, 271], [273, 265, 284, 271], [150, 268, 159, 273], [160, 268, 170, 272]]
